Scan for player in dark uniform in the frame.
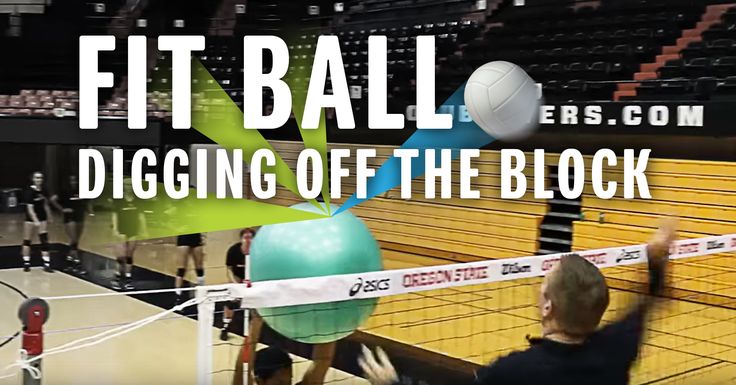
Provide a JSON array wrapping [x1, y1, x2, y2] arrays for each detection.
[[21, 171, 53, 272], [221, 228, 254, 341], [174, 232, 205, 305], [50, 175, 88, 275], [111, 192, 146, 290]]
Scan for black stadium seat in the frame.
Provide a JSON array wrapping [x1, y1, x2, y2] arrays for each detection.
[[694, 77, 718, 100], [636, 81, 661, 98], [588, 62, 610, 80], [708, 39, 735, 57], [703, 24, 728, 41], [685, 57, 712, 78], [658, 59, 685, 79], [590, 46, 609, 61], [569, 46, 588, 60], [682, 41, 707, 61], [713, 76, 736, 100], [722, 7, 736, 25], [714, 56, 736, 78], [660, 79, 691, 99]]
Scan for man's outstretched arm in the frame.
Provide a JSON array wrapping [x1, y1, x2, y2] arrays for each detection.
[[598, 217, 677, 359], [301, 342, 337, 385]]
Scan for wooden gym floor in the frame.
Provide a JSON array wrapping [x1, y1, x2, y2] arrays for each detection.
[[0, 212, 734, 384]]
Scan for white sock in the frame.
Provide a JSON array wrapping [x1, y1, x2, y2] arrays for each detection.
[[196, 276, 205, 286], [22, 256, 30, 263], [42, 255, 50, 264]]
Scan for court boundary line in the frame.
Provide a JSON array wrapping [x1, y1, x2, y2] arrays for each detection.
[[0, 279, 27, 350]]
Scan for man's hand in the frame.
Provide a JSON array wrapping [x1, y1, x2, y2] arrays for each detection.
[[646, 217, 677, 295], [647, 218, 677, 264], [358, 345, 398, 385]]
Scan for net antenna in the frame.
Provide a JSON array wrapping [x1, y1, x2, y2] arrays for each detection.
[[195, 233, 736, 385]]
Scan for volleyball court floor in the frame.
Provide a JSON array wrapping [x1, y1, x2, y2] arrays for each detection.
[[0, 213, 735, 385]]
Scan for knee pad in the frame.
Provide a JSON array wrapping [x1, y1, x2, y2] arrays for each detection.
[[125, 256, 133, 265], [39, 233, 49, 252], [195, 268, 204, 277], [70, 242, 78, 251], [22, 239, 31, 247], [176, 268, 186, 278]]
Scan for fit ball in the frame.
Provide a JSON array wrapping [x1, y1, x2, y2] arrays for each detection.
[[464, 61, 541, 141], [250, 203, 382, 344]]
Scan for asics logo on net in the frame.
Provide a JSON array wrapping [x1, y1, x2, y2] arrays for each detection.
[[349, 277, 390, 297], [616, 249, 641, 263]]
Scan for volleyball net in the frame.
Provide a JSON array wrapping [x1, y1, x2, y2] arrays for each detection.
[[1, 233, 734, 385], [197, 233, 736, 385]]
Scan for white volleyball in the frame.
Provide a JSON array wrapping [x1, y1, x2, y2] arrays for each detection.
[[464, 61, 541, 141]]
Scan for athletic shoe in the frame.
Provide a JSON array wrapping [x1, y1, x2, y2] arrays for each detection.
[[111, 278, 123, 290], [23, 263, 30, 272], [76, 266, 87, 275], [124, 279, 135, 291], [219, 328, 229, 341], [64, 256, 74, 272], [43, 265, 54, 273]]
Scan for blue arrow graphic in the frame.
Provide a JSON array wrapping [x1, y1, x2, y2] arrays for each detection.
[[335, 84, 496, 214]]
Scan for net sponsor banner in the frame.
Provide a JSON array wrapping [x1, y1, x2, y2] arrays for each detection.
[[538, 101, 731, 135], [229, 234, 736, 309]]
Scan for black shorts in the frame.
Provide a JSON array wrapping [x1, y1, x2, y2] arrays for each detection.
[[25, 211, 47, 223], [63, 212, 85, 224], [176, 234, 203, 247]]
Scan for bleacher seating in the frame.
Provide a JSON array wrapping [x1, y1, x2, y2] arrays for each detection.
[[618, 3, 736, 100], [574, 155, 736, 250], [133, 0, 222, 36], [0, 89, 171, 118]]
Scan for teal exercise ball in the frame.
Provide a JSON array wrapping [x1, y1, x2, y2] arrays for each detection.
[[250, 202, 382, 344]]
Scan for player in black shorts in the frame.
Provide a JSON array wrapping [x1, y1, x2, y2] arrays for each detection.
[[174, 232, 205, 305], [111, 192, 146, 290], [50, 175, 88, 275], [221, 227, 254, 341], [21, 171, 53, 272]]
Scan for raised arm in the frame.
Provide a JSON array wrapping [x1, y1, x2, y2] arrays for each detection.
[[597, 217, 677, 359], [301, 342, 337, 385], [232, 311, 262, 385]]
